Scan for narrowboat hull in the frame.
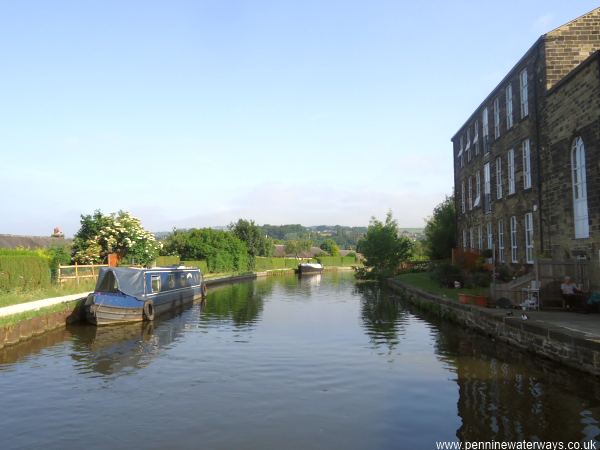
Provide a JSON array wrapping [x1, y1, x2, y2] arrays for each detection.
[[86, 289, 204, 326], [297, 263, 324, 275], [85, 266, 206, 326]]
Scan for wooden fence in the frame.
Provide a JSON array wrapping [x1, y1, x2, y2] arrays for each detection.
[[57, 263, 108, 284]]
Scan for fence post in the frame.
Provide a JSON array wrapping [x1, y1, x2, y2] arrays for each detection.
[[75, 262, 79, 286]]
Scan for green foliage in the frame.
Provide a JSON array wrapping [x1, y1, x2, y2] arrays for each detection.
[[395, 272, 488, 301], [229, 219, 274, 259], [423, 196, 456, 260], [45, 246, 72, 280], [72, 210, 161, 266], [180, 260, 209, 274], [254, 257, 302, 271], [155, 255, 181, 266], [163, 228, 249, 273], [0, 252, 51, 292], [431, 262, 463, 288], [319, 239, 340, 256], [284, 239, 312, 257], [357, 211, 413, 279], [316, 256, 359, 267]]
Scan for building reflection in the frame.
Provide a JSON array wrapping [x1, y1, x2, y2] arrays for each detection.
[[433, 315, 600, 442]]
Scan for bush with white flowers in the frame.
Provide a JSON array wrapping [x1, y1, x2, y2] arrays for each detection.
[[72, 210, 161, 266]]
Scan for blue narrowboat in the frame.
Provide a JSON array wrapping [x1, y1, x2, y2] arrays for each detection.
[[84, 266, 206, 326]]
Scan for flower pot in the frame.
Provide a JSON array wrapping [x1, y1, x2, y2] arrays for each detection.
[[473, 295, 488, 307], [459, 293, 473, 304]]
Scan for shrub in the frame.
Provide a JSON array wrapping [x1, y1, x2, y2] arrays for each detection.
[[467, 270, 491, 288], [431, 262, 463, 288]]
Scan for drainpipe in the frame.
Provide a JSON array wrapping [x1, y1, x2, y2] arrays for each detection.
[[533, 44, 545, 256]]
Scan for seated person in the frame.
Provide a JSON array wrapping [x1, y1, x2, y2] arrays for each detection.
[[561, 276, 585, 310]]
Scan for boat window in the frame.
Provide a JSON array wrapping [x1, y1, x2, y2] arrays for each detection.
[[151, 275, 161, 293], [180, 273, 187, 287], [168, 274, 175, 289], [97, 271, 119, 293]]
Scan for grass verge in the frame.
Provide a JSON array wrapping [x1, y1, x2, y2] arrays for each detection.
[[0, 280, 95, 309], [395, 272, 488, 301], [0, 300, 81, 329]]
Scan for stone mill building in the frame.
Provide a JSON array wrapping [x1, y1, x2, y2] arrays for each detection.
[[451, 7, 600, 288]]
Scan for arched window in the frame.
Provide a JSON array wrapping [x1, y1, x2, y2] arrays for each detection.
[[572, 137, 589, 238]]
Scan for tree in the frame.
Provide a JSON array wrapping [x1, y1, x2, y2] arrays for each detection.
[[319, 239, 340, 256], [284, 239, 312, 258], [162, 228, 250, 273], [72, 210, 161, 266], [423, 196, 456, 260], [229, 219, 274, 258], [357, 211, 413, 278]]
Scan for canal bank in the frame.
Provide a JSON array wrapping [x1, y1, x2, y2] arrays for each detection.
[[0, 268, 355, 350], [388, 278, 600, 377]]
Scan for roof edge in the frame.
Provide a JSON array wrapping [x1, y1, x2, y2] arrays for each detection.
[[451, 36, 544, 142], [546, 50, 600, 96]]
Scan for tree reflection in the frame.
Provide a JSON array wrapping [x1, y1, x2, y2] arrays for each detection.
[[356, 283, 408, 351], [202, 280, 272, 327]]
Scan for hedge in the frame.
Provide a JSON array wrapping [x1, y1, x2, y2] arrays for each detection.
[[0, 254, 51, 291], [254, 257, 307, 271], [155, 255, 181, 266], [181, 260, 209, 274], [316, 256, 359, 267]]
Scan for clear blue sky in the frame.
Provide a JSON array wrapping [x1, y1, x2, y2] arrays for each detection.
[[1, 1, 597, 236]]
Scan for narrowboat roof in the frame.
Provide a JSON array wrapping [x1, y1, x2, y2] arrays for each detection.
[[95, 266, 201, 299], [95, 267, 146, 298]]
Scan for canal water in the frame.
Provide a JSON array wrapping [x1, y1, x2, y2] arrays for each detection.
[[1, 272, 600, 449]]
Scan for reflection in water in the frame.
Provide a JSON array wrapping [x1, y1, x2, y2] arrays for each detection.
[[357, 283, 408, 351], [0, 327, 73, 368], [68, 300, 206, 376], [202, 281, 272, 327], [1, 274, 600, 448], [434, 322, 600, 443]]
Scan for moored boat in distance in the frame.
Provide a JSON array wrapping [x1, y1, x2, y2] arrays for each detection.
[[85, 266, 206, 326], [297, 262, 323, 275]]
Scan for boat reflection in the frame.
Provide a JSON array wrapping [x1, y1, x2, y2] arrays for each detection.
[[68, 300, 206, 376]]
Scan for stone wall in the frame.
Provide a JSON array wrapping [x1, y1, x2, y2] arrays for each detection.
[[545, 7, 600, 90], [541, 54, 600, 281], [388, 279, 600, 376], [0, 302, 84, 350]]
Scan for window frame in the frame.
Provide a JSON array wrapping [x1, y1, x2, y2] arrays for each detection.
[[572, 137, 590, 238], [482, 108, 490, 153], [498, 219, 505, 263], [508, 149, 515, 195], [520, 69, 528, 118], [522, 139, 531, 190], [505, 83, 513, 129], [461, 181, 466, 214], [495, 156, 503, 199], [525, 212, 534, 264], [510, 216, 518, 263], [493, 97, 500, 139]]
